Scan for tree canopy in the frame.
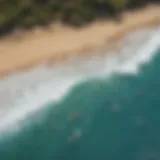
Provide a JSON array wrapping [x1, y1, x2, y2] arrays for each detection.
[[0, 0, 159, 35]]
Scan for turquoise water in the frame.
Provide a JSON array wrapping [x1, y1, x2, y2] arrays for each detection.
[[0, 48, 160, 159]]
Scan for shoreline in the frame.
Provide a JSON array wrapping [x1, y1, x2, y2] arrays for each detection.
[[0, 4, 160, 78]]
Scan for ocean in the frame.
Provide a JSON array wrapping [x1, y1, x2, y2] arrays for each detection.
[[0, 27, 160, 160]]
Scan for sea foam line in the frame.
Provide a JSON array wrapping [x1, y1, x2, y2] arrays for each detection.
[[0, 27, 159, 133], [114, 27, 160, 74]]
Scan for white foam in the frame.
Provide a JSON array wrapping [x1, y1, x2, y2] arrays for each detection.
[[0, 27, 159, 133], [115, 28, 160, 74], [0, 75, 83, 132]]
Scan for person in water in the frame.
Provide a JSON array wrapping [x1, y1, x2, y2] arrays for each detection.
[[68, 113, 81, 121], [68, 128, 82, 143]]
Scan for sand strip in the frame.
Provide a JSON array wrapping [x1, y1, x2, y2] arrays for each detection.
[[0, 4, 160, 78]]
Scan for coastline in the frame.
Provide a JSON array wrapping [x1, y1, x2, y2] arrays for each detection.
[[0, 4, 160, 78]]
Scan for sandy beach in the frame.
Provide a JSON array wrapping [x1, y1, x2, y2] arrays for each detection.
[[0, 4, 160, 78]]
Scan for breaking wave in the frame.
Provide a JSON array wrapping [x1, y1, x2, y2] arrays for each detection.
[[0, 27, 159, 133]]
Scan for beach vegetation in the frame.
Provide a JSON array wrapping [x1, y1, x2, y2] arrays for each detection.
[[0, 0, 159, 35]]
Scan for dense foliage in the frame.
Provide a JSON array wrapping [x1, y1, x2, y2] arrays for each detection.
[[0, 0, 159, 34]]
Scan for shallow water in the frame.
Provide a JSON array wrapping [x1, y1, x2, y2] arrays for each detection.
[[0, 27, 160, 160]]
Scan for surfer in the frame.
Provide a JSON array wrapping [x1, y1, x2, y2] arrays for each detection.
[[110, 104, 120, 113], [68, 128, 82, 143], [68, 113, 81, 121]]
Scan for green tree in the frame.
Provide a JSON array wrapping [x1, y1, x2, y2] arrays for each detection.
[[0, 0, 159, 35], [107, 0, 129, 12]]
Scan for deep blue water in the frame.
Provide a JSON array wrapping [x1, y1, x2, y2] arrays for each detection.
[[0, 49, 160, 160]]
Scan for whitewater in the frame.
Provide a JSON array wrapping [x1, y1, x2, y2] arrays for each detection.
[[0, 26, 159, 133]]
